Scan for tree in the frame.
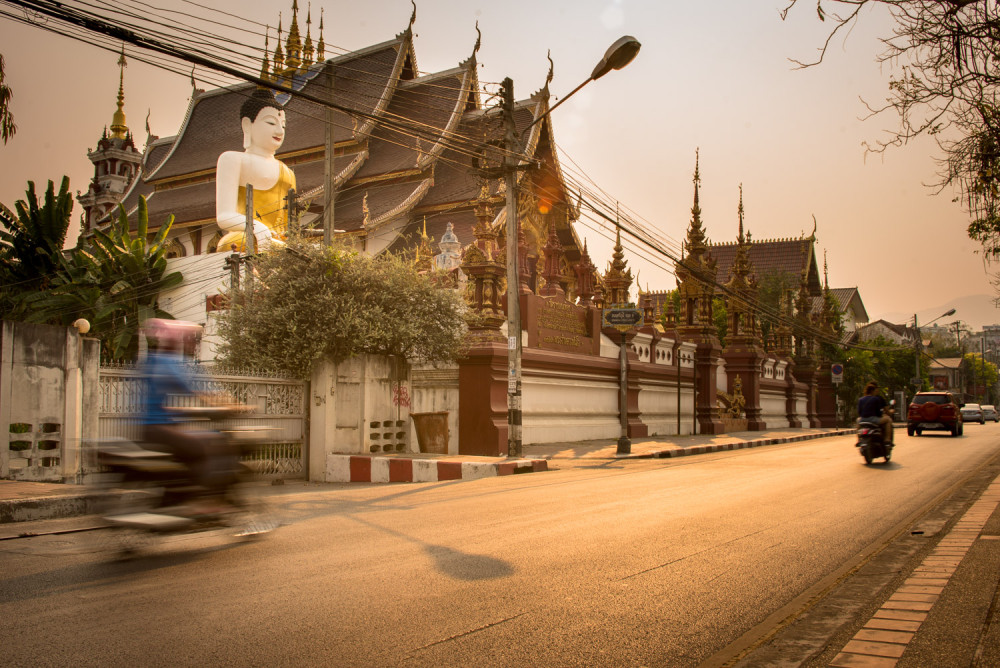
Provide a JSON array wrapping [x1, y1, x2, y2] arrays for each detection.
[[964, 352, 998, 402], [22, 196, 182, 360], [782, 1, 1000, 262], [0, 178, 73, 319], [0, 53, 14, 144], [217, 239, 468, 379]]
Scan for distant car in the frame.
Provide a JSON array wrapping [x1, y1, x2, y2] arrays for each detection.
[[961, 403, 985, 424], [908, 392, 963, 437], [982, 405, 999, 422]]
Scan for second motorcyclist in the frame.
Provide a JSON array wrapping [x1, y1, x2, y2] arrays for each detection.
[[857, 380, 894, 446]]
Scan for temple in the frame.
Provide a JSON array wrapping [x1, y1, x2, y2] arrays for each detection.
[[77, 3, 868, 457], [87, 3, 585, 283]]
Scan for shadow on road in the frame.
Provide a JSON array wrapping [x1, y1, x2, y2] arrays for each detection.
[[348, 513, 516, 581]]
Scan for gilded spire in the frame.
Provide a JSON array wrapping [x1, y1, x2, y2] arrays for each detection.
[[316, 8, 325, 61], [737, 183, 745, 243], [110, 44, 129, 140], [285, 0, 303, 72], [824, 249, 829, 290], [603, 219, 633, 306], [259, 26, 272, 84], [683, 149, 711, 262], [302, 3, 315, 66], [272, 14, 285, 77]]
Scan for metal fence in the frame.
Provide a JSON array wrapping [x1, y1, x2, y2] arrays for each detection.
[[99, 363, 307, 479]]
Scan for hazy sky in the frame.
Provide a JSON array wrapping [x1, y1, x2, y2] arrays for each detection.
[[1, 0, 995, 327]]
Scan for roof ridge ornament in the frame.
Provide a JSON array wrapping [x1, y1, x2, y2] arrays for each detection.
[[409, 0, 417, 32], [545, 50, 554, 89]]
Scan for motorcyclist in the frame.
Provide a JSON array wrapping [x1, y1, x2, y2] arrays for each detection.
[[138, 318, 241, 514], [857, 380, 894, 445]]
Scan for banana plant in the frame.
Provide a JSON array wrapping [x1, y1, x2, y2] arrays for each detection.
[[23, 195, 183, 360], [0, 177, 73, 319]]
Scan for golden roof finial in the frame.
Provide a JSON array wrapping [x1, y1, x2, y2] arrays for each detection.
[[317, 8, 325, 61], [737, 182, 745, 243], [273, 14, 285, 76], [285, 0, 303, 72], [259, 26, 272, 84], [362, 191, 371, 227], [303, 3, 314, 66], [110, 44, 129, 140]]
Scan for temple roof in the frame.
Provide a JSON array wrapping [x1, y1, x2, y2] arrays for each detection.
[[146, 36, 409, 183], [709, 237, 822, 296], [102, 16, 582, 265]]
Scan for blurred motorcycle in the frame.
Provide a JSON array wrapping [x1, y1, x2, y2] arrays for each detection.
[[94, 405, 277, 556]]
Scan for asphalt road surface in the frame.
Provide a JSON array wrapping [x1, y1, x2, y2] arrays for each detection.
[[2, 426, 999, 667]]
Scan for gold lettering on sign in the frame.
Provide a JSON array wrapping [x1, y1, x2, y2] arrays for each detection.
[[537, 301, 588, 336], [543, 335, 581, 347]]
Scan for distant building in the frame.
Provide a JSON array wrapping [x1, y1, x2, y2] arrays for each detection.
[[856, 319, 918, 346], [929, 357, 963, 392]]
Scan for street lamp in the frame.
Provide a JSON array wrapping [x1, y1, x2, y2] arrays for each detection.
[[913, 308, 956, 391], [502, 36, 641, 459]]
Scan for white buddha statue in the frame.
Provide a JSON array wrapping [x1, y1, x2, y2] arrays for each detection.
[[215, 88, 297, 252]]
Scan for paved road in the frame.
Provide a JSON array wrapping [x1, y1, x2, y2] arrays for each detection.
[[2, 426, 999, 667]]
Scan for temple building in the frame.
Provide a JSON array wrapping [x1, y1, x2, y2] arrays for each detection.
[[76, 46, 143, 234], [87, 3, 586, 288]]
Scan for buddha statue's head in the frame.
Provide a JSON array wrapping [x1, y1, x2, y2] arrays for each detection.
[[239, 88, 286, 154]]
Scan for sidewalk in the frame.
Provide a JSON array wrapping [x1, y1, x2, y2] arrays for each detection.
[[0, 427, 851, 524]]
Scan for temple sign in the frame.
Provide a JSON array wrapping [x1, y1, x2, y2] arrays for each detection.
[[216, 89, 296, 252]]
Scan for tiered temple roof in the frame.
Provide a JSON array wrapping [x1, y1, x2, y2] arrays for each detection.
[[106, 4, 583, 265]]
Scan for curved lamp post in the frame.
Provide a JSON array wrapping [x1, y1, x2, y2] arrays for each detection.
[[503, 36, 641, 458]]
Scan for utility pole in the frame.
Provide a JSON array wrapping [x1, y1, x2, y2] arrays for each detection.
[[244, 183, 255, 292], [501, 77, 522, 459], [914, 313, 921, 391], [323, 63, 336, 246]]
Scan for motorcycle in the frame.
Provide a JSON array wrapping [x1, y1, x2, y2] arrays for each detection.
[[94, 405, 277, 556], [856, 400, 895, 465]]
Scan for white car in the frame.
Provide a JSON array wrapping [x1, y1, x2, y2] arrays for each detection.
[[982, 405, 999, 422], [961, 403, 985, 424]]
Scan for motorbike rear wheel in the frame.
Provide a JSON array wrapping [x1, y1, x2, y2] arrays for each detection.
[[862, 446, 874, 465]]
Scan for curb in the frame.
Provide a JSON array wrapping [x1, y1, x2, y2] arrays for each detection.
[[0, 490, 147, 525], [326, 455, 549, 483], [619, 428, 856, 460]]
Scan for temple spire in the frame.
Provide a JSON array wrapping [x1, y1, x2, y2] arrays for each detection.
[[316, 8, 325, 61], [285, 0, 303, 72], [259, 27, 272, 84], [737, 183, 745, 244], [824, 250, 829, 290], [272, 14, 285, 76], [110, 44, 129, 140], [303, 3, 315, 66]]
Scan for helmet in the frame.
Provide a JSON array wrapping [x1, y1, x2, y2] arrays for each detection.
[[143, 318, 202, 352]]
